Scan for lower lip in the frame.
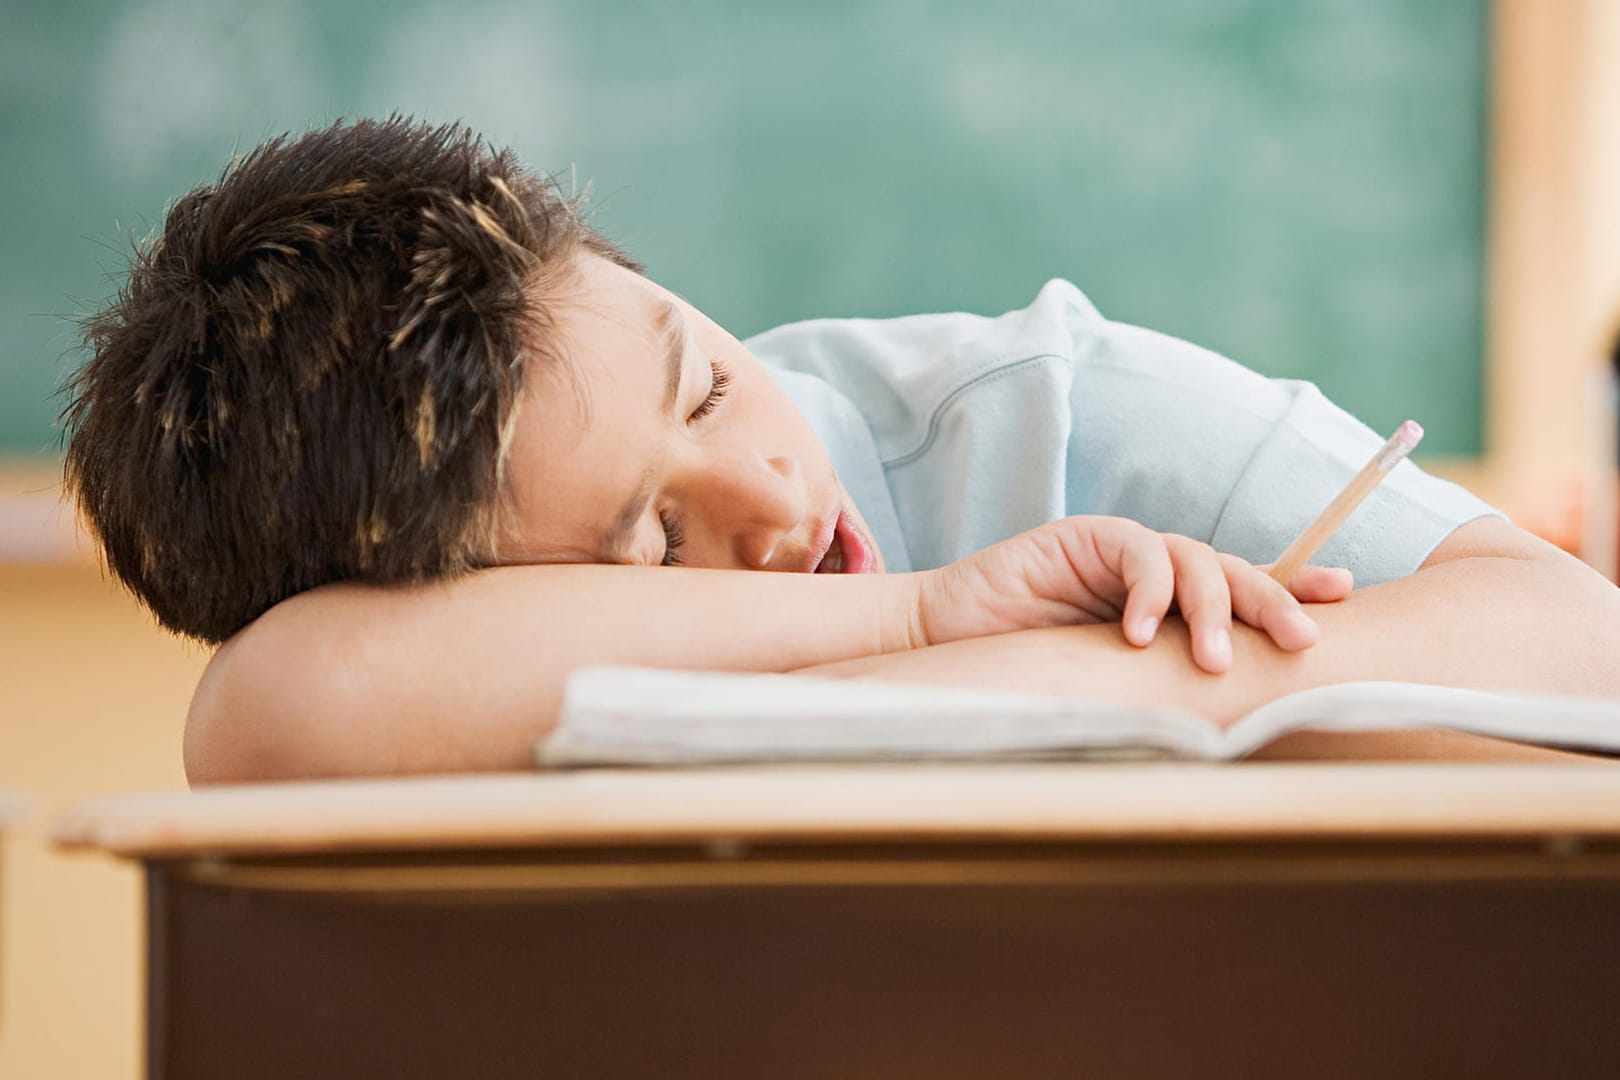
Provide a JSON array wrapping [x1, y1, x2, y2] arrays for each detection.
[[831, 512, 874, 574]]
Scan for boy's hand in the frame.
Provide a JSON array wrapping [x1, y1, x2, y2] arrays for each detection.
[[915, 516, 1352, 673]]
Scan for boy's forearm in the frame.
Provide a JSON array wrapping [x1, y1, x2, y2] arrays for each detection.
[[799, 563, 1617, 722], [188, 563, 924, 781], [794, 544, 1620, 756]]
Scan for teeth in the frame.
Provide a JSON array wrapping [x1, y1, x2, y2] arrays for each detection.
[[819, 534, 844, 573]]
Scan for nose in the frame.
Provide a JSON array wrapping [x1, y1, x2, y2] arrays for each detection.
[[674, 450, 804, 569]]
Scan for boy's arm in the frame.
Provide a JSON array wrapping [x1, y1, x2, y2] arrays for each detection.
[[184, 515, 1331, 783], [185, 564, 924, 783], [796, 517, 1620, 760], [186, 516, 1615, 780]]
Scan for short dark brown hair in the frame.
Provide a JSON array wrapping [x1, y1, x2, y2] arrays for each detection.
[[63, 116, 636, 643]]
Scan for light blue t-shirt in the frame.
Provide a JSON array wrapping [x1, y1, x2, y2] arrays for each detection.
[[747, 279, 1499, 584]]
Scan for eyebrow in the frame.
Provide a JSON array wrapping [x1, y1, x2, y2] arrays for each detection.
[[599, 301, 686, 562]]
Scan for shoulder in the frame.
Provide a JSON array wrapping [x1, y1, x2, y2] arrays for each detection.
[[748, 279, 1301, 434], [747, 280, 1112, 456], [747, 278, 1104, 383]]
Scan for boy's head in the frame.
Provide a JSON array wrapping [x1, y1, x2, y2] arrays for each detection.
[[64, 117, 635, 642], [65, 117, 882, 645]]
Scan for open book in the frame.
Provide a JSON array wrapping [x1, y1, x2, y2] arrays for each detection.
[[536, 665, 1620, 767]]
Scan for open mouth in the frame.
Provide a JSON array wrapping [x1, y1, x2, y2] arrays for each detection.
[[813, 513, 872, 574], [815, 528, 846, 573]]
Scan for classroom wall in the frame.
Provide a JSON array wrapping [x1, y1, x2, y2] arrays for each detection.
[[0, 565, 202, 1080]]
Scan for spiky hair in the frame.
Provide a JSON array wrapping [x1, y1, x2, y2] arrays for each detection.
[[63, 116, 636, 643]]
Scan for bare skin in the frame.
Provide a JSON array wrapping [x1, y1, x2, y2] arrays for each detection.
[[182, 255, 1620, 782], [797, 517, 1620, 764], [185, 513, 1620, 781]]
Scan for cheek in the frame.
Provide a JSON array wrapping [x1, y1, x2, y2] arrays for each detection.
[[743, 368, 819, 451], [693, 322, 830, 467]]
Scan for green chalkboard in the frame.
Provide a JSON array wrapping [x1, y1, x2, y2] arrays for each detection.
[[2, 0, 1487, 457]]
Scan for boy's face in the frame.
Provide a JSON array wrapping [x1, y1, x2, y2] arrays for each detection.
[[495, 253, 885, 574]]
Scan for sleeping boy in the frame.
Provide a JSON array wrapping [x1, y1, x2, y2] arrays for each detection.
[[63, 117, 1620, 782]]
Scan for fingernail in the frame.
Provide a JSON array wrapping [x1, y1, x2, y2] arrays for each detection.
[[1138, 617, 1159, 643], [1208, 628, 1232, 666]]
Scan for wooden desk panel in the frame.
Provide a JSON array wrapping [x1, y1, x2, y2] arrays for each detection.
[[148, 841, 1620, 1080], [55, 765, 1620, 1079]]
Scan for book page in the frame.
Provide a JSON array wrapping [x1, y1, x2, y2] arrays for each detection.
[[542, 666, 1225, 766], [1219, 681, 1620, 758]]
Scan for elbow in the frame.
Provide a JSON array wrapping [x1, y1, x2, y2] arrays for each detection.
[[1424, 517, 1620, 693], [184, 598, 376, 785], [1553, 560, 1620, 694], [1486, 545, 1620, 695]]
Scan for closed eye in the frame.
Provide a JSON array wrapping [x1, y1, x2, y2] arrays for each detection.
[[660, 358, 729, 566], [660, 511, 684, 567], [688, 359, 730, 422]]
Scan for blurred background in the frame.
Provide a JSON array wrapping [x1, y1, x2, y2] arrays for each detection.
[[3, 0, 1619, 1075]]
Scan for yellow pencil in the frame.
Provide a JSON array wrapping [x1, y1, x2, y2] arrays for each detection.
[[1268, 420, 1424, 586]]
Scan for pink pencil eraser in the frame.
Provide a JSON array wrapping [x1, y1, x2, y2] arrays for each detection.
[[1395, 419, 1424, 451]]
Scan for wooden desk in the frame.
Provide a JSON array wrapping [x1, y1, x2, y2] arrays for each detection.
[[54, 764, 1620, 1080]]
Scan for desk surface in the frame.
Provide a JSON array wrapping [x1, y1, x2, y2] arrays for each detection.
[[50, 763, 1620, 859]]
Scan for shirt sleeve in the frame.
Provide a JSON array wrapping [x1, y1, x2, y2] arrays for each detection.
[[1069, 316, 1503, 586], [750, 277, 1503, 586]]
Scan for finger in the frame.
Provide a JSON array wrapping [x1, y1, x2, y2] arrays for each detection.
[[1112, 521, 1174, 646], [1165, 536, 1234, 673], [1272, 564, 1353, 603], [1224, 553, 1321, 651]]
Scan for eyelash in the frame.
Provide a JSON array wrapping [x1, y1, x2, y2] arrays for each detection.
[[660, 359, 731, 566], [688, 359, 731, 421], [659, 512, 685, 567]]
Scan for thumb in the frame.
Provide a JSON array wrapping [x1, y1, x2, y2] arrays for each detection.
[[1268, 564, 1353, 603]]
